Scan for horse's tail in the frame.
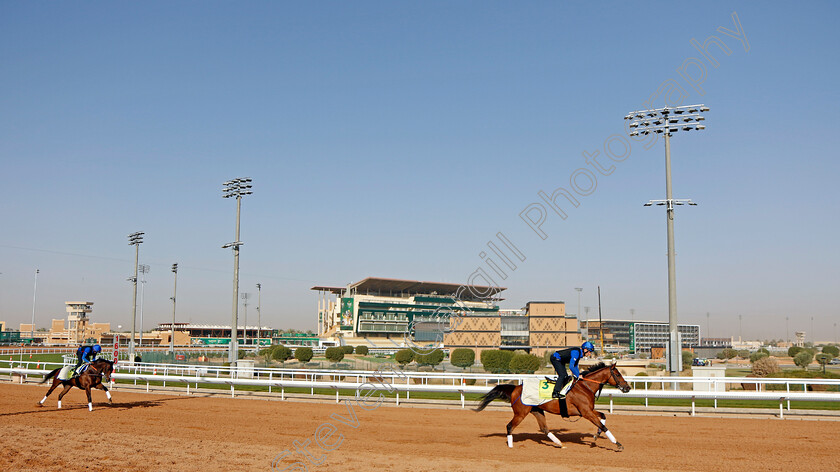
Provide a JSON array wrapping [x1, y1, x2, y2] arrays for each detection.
[[474, 384, 517, 412], [41, 368, 60, 384]]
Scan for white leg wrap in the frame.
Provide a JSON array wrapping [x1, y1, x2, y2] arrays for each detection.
[[40, 396, 47, 404], [605, 430, 617, 444], [106, 391, 112, 400], [88, 402, 93, 411], [57, 400, 62, 409], [547, 432, 562, 446], [507, 435, 513, 448], [600, 418, 606, 426]]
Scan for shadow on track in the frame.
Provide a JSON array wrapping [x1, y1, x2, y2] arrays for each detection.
[[480, 431, 619, 451], [2, 394, 209, 418]]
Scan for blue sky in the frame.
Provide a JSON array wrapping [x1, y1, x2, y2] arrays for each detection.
[[1, 2, 838, 342]]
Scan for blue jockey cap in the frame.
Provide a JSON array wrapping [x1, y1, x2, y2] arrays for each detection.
[[581, 341, 595, 352], [92, 345, 101, 353]]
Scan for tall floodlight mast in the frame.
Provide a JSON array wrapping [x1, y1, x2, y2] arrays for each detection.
[[625, 104, 708, 377], [222, 178, 252, 363]]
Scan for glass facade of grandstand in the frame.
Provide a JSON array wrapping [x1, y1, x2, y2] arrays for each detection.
[[582, 319, 700, 353], [312, 278, 581, 354]]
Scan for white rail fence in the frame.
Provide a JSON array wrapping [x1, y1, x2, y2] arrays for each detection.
[[2, 360, 838, 418]]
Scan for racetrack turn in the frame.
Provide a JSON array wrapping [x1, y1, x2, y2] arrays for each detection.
[[1, 383, 838, 471]]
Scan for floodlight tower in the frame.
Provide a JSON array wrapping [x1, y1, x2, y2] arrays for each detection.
[[169, 263, 178, 354], [256, 283, 262, 346], [138, 264, 149, 348], [241, 292, 251, 346], [625, 104, 708, 377], [127, 231, 144, 362], [222, 177, 252, 363]]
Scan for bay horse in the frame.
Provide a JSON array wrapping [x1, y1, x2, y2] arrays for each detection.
[[38, 359, 115, 411], [475, 362, 631, 450]]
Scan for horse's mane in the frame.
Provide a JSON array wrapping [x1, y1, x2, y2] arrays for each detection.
[[582, 362, 607, 376]]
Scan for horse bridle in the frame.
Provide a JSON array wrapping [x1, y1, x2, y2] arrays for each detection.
[[577, 365, 630, 394], [83, 363, 111, 382]]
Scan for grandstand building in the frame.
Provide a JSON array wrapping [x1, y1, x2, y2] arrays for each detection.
[[312, 277, 581, 355], [153, 323, 274, 346], [581, 319, 700, 354]]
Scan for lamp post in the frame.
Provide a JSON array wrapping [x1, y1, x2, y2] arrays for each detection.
[[31, 269, 39, 343], [626, 104, 708, 376], [127, 231, 144, 363], [256, 283, 262, 347], [584, 306, 591, 342], [223, 177, 252, 363], [138, 264, 149, 348], [241, 292, 251, 347], [170, 263, 178, 354]]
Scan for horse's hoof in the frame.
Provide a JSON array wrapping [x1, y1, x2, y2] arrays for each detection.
[[36, 403, 43, 407], [616, 443, 624, 452]]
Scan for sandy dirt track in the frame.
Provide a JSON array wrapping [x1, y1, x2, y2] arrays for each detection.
[[1, 383, 838, 472]]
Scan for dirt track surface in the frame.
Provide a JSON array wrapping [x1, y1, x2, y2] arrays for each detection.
[[2, 383, 839, 472]]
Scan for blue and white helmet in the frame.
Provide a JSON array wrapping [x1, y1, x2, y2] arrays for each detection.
[[581, 341, 595, 352]]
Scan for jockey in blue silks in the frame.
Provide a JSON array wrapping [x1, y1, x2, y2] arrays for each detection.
[[74, 344, 101, 376], [550, 341, 595, 399]]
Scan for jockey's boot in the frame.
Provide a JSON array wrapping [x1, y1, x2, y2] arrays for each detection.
[[553, 379, 574, 399]]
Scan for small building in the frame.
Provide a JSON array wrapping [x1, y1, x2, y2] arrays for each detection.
[[581, 319, 700, 355], [45, 302, 110, 345], [153, 323, 273, 346]]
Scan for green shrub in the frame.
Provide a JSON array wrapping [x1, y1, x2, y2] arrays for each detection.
[[822, 345, 839, 357], [717, 348, 738, 360], [355, 345, 369, 355], [737, 350, 749, 359], [325, 347, 345, 363], [509, 354, 542, 374], [294, 347, 313, 363], [816, 353, 832, 373], [272, 345, 293, 363], [681, 351, 694, 371], [750, 351, 769, 363], [751, 356, 780, 377], [237, 349, 247, 359], [416, 349, 445, 368], [793, 351, 813, 369], [481, 349, 514, 374], [340, 345, 355, 355], [635, 372, 648, 376], [450, 348, 476, 370], [395, 349, 415, 366], [788, 346, 803, 358]]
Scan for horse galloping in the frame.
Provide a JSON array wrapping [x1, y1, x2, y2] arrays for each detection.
[[38, 358, 115, 411], [474, 362, 631, 450]]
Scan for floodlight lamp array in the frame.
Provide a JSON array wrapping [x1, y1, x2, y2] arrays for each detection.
[[625, 105, 708, 137], [127, 231, 145, 246], [222, 177, 253, 198]]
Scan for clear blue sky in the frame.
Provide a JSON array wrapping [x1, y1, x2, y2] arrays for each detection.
[[1, 2, 838, 342]]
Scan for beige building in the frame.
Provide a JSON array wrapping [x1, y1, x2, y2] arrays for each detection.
[[45, 302, 110, 345], [444, 301, 581, 356]]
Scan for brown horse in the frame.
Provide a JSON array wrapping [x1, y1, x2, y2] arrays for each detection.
[[475, 362, 631, 450], [38, 359, 115, 411]]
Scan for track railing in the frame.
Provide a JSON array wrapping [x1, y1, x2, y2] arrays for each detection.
[[2, 360, 838, 417]]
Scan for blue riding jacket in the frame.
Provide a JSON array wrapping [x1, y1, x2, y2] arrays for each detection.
[[552, 347, 584, 377], [78, 346, 97, 364]]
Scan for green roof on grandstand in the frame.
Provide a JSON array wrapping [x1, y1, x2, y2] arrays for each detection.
[[311, 276, 506, 301]]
